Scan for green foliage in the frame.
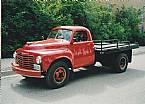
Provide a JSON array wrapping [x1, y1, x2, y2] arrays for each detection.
[[2, 0, 144, 58], [2, 0, 74, 57], [60, 1, 87, 26], [115, 6, 141, 41], [84, 2, 125, 40]]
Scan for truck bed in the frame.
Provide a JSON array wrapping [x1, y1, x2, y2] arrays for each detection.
[[93, 39, 139, 54]]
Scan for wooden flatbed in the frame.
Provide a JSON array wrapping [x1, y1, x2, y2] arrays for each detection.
[[94, 39, 139, 54]]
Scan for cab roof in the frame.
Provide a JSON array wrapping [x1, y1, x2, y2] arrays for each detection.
[[52, 26, 90, 31]]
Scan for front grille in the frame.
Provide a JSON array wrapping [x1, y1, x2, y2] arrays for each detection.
[[16, 52, 34, 69]]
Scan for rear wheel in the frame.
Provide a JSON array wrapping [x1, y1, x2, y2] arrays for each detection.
[[111, 53, 128, 73], [45, 61, 70, 89]]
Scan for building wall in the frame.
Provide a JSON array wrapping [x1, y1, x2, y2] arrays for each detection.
[[96, 0, 145, 32], [111, 0, 145, 9]]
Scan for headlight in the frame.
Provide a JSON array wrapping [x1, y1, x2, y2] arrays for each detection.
[[36, 56, 42, 64], [13, 51, 17, 59]]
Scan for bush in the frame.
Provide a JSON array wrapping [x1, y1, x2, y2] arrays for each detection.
[[2, 0, 74, 58], [115, 6, 141, 41], [129, 32, 145, 46], [84, 2, 126, 40], [2, 0, 144, 58]]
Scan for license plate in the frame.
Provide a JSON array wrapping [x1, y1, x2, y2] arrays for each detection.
[[33, 64, 41, 71]]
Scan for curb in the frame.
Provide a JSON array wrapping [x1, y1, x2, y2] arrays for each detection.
[[133, 51, 145, 56], [1, 50, 145, 77], [1, 71, 15, 77]]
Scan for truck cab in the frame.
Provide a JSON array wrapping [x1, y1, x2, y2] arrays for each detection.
[[12, 26, 139, 89]]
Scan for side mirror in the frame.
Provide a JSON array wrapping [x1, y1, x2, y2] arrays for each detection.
[[73, 38, 77, 42], [70, 40, 74, 45], [70, 38, 76, 44], [70, 38, 78, 44]]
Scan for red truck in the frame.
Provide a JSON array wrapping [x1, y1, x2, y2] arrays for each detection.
[[12, 26, 139, 88]]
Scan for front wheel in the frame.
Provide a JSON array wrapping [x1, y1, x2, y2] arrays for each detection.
[[45, 61, 70, 89], [111, 53, 128, 73]]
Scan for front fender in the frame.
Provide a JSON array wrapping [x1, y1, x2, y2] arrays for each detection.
[[41, 49, 73, 72]]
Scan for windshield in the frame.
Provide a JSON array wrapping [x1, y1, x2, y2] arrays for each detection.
[[47, 29, 72, 41]]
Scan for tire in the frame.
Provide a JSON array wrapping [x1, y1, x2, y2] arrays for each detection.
[[45, 61, 70, 89], [111, 53, 128, 73]]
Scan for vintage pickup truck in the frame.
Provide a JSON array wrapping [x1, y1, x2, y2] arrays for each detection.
[[12, 26, 139, 88]]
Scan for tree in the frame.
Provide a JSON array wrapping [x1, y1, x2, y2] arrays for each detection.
[[115, 6, 141, 41], [2, 0, 143, 58]]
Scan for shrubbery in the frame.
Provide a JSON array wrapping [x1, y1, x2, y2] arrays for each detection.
[[2, 0, 144, 58]]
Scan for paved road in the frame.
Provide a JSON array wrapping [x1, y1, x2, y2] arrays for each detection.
[[1, 53, 145, 104]]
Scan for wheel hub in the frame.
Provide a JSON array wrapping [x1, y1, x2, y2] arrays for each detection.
[[54, 67, 66, 83], [120, 57, 126, 70]]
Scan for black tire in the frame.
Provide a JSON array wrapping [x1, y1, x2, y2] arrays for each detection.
[[45, 61, 70, 89], [111, 53, 128, 73]]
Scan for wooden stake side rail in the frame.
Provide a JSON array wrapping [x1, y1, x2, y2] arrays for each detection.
[[93, 39, 139, 54]]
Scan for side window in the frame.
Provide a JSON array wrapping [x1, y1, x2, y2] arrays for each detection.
[[74, 31, 88, 42]]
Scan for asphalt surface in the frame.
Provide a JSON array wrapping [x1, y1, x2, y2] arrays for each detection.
[[1, 48, 145, 104]]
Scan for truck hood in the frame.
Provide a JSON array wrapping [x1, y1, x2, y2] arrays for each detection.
[[23, 39, 70, 50]]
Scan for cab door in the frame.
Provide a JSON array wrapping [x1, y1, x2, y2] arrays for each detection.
[[72, 31, 94, 68]]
